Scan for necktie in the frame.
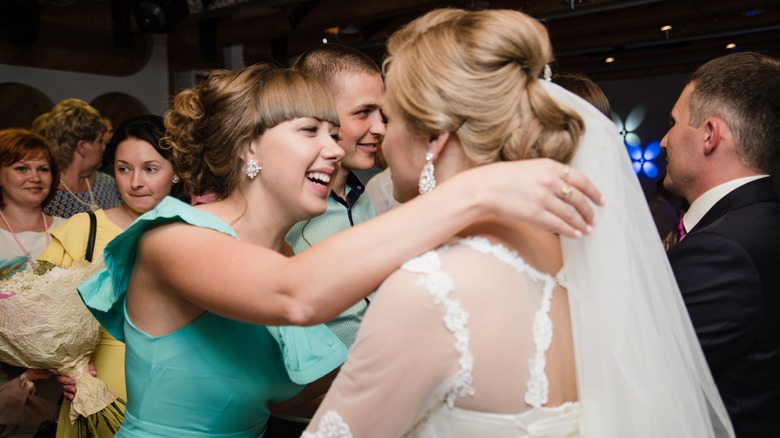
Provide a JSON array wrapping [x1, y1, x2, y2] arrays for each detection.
[[676, 217, 687, 242]]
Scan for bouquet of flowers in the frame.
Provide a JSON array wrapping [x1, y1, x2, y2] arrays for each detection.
[[0, 257, 124, 435]]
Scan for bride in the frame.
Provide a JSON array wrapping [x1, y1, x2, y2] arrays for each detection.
[[303, 8, 733, 438]]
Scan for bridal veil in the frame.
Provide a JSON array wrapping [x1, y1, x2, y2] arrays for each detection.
[[545, 80, 734, 437]]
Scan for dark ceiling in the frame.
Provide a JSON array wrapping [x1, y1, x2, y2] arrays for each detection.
[[1, 0, 779, 84]]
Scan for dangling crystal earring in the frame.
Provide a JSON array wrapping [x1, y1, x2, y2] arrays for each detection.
[[245, 160, 261, 179], [543, 64, 552, 81], [418, 152, 436, 194]]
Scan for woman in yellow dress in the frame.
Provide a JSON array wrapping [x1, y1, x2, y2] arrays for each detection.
[[38, 114, 183, 437]]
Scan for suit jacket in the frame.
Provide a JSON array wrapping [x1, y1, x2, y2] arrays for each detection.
[[668, 177, 780, 438]]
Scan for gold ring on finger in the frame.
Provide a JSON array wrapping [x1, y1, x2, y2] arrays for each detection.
[[560, 185, 573, 199]]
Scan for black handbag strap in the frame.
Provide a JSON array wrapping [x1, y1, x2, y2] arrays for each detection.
[[85, 210, 97, 262]]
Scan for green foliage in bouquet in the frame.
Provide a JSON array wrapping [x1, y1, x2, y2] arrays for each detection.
[[76, 397, 126, 437]]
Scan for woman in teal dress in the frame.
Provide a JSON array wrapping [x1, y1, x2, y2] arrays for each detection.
[[78, 64, 603, 437]]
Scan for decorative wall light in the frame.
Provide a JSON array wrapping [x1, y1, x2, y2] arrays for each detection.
[[613, 106, 645, 148], [628, 141, 661, 178], [613, 106, 661, 178]]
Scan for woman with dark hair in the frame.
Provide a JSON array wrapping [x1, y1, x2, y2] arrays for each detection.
[[38, 114, 183, 438], [101, 115, 189, 204]]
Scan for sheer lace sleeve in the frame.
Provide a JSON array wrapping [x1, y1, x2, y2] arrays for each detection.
[[303, 250, 461, 438], [303, 238, 559, 437]]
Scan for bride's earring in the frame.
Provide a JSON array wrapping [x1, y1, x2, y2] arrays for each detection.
[[418, 152, 436, 194], [245, 160, 261, 179]]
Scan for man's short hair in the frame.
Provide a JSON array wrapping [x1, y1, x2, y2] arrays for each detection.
[[688, 52, 780, 173], [292, 44, 381, 97]]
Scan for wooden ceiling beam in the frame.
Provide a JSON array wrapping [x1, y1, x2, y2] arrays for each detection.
[[211, 0, 465, 45], [0, 21, 148, 75], [10, 0, 777, 82]]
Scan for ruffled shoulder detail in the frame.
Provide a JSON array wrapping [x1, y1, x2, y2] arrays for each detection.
[[78, 197, 346, 384], [40, 210, 122, 268], [266, 325, 347, 385], [44, 211, 94, 261], [77, 197, 237, 342]]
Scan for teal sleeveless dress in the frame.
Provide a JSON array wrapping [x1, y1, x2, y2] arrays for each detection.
[[78, 197, 348, 437]]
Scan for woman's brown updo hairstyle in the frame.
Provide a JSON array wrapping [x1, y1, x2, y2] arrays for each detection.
[[163, 63, 339, 200], [384, 8, 584, 166]]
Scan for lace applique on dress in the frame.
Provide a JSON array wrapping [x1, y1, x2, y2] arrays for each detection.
[[455, 237, 558, 409], [302, 411, 353, 438], [401, 243, 475, 408]]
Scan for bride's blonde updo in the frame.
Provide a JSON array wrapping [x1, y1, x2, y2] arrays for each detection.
[[384, 8, 583, 165], [163, 63, 339, 199]]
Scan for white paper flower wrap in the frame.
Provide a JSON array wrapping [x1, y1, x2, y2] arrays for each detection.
[[0, 257, 117, 422]]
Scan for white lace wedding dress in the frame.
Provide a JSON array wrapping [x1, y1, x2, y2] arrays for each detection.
[[304, 236, 580, 438], [303, 81, 734, 438]]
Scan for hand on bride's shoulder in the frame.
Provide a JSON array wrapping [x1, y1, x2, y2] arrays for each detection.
[[455, 159, 602, 239]]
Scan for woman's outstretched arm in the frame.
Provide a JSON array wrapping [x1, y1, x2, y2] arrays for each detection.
[[137, 158, 600, 326]]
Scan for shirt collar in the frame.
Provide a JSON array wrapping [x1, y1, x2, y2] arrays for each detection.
[[331, 171, 366, 208], [683, 175, 769, 231]]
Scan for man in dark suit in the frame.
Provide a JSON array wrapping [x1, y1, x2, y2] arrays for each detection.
[[662, 52, 780, 438]]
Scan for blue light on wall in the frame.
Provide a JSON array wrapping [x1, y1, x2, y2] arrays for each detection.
[[628, 141, 660, 178], [613, 105, 661, 179]]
